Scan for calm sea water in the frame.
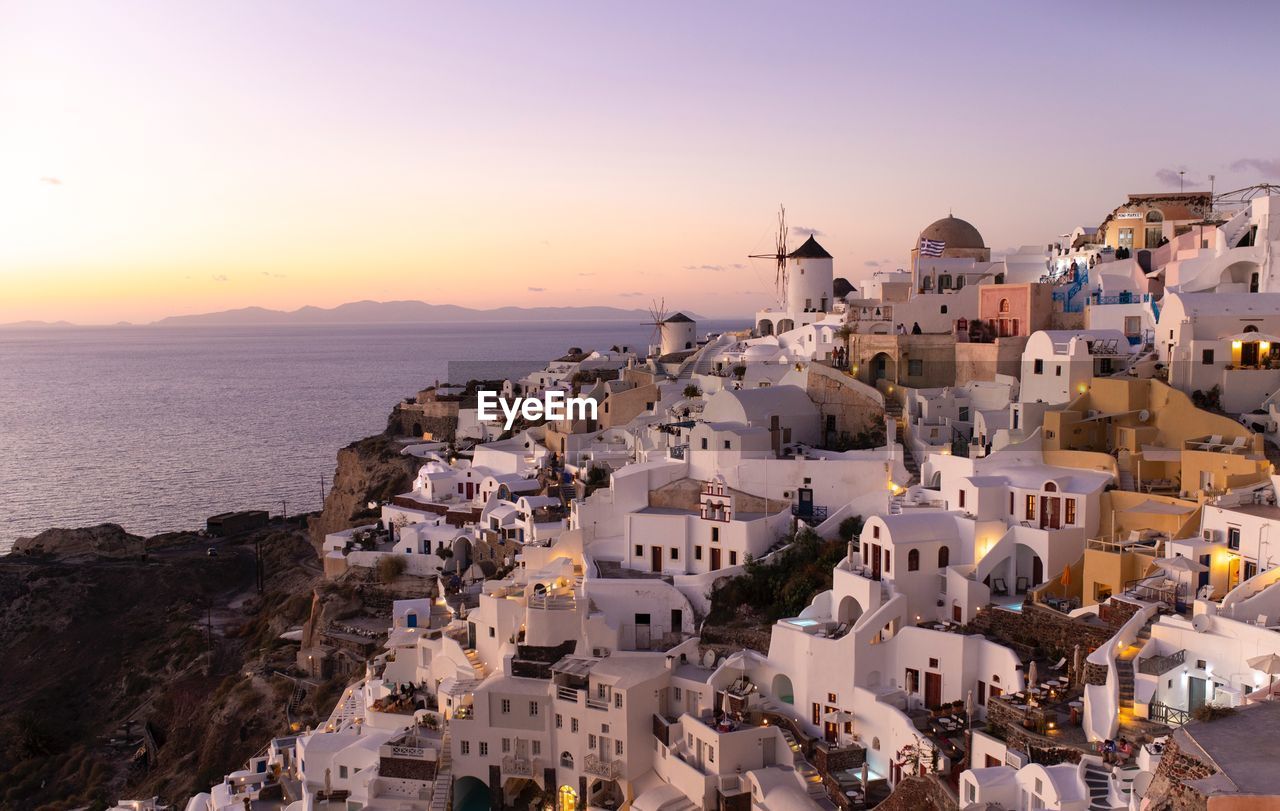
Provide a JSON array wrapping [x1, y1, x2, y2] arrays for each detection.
[[0, 320, 743, 550]]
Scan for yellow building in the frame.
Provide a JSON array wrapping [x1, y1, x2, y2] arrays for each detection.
[[1098, 192, 1212, 253]]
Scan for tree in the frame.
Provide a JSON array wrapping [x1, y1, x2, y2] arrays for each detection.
[[683, 384, 702, 398], [895, 735, 937, 777], [838, 515, 863, 543]]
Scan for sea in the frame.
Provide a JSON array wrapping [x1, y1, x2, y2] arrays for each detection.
[[0, 319, 744, 551]]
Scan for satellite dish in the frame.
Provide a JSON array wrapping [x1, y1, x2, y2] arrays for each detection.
[[1133, 771, 1155, 798], [1192, 614, 1212, 633], [701, 650, 717, 668], [1138, 409, 1151, 422], [367, 501, 378, 510]]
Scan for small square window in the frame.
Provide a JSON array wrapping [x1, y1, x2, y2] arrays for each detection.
[[670, 547, 679, 560], [1203, 348, 1215, 365], [634, 544, 643, 557], [695, 546, 703, 560]]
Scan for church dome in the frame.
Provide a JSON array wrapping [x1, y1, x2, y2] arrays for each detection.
[[920, 216, 986, 250]]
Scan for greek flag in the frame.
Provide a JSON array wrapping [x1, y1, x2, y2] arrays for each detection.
[[919, 238, 946, 257]]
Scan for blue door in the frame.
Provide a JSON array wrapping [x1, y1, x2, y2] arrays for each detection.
[[406, 612, 417, 628]]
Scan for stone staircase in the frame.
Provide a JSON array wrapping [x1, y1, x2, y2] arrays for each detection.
[[1082, 757, 1140, 811], [464, 647, 487, 679], [778, 727, 830, 805], [1117, 624, 1151, 715], [884, 399, 920, 485], [428, 732, 452, 811]]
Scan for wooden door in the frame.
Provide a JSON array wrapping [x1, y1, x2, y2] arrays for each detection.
[[710, 547, 721, 570], [925, 672, 942, 709], [871, 544, 882, 580], [651, 546, 662, 573]]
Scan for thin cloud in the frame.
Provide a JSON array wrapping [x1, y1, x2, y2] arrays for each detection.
[[1231, 157, 1280, 179], [1155, 168, 1198, 188], [40, 176, 62, 186], [619, 291, 643, 297], [730, 263, 746, 270], [260, 271, 287, 278], [864, 260, 881, 267], [683, 264, 728, 272], [578, 272, 595, 277], [212, 274, 229, 283], [791, 226, 825, 237], [527, 286, 546, 292]]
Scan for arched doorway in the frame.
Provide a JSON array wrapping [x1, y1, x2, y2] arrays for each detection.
[[777, 318, 795, 333], [455, 776, 491, 811], [757, 319, 774, 336], [771, 673, 794, 705], [837, 595, 864, 626], [869, 352, 895, 383], [557, 784, 578, 811], [412, 422, 423, 437]]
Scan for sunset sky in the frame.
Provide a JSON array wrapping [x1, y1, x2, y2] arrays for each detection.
[[2, 1, 1278, 324]]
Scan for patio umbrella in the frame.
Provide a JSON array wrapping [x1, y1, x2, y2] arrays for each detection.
[[1027, 660, 1039, 691], [1073, 644, 1083, 684], [1248, 653, 1280, 700], [1060, 565, 1071, 587], [1155, 556, 1209, 576]]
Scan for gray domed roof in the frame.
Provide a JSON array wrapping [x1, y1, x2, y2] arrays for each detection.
[[920, 216, 985, 250]]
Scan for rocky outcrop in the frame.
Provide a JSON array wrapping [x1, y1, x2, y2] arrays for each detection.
[[12, 522, 146, 559], [308, 433, 419, 550]]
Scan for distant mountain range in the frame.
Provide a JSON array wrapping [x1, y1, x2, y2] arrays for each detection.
[[2, 300, 710, 328]]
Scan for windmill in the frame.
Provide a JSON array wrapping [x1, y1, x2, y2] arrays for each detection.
[[749, 205, 789, 309], [644, 298, 668, 357]]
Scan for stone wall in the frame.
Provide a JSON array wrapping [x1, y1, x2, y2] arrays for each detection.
[[805, 363, 885, 442], [954, 337, 1027, 385], [872, 775, 958, 811], [1142, 735, 1215, 811], [967, 600, 1125, 660]]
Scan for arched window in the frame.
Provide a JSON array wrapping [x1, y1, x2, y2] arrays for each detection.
[[955, 275, 965, 290], [907, 549, 920, 571], [939, 274, 953, 290], [560, 752, 574, 768], [1044, 481, 1058, 492], [994, 273, 1006, 284], [922, 277, 933, 291], [1245, 325, 1260, 333], [1146, 210, 1163, 223], [941, 304, 948, 315], [999, 298, 1010, 313], [938, 546, 950, 568]]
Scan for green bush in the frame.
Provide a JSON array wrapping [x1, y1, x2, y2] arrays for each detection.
[[708, 528, 852, 625], [683, 384, 701, 398], [838, 515, 864, 543]]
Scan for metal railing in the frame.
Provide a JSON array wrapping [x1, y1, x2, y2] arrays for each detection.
[[791, 504, 829, 522], [583, 754, 623, 779], [1149, 701, 1190, 726], [1138, 650, 1186, 677]]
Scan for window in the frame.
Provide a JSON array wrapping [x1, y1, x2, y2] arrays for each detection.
[[460, 741, 471, 755], [958, 490, 966, 509], [1118, 227, 1134, 249], [489, 626, 495, 638], [598, 684, 608, 699], [884, 550, 891, 573], [501, 699, 511, 714], [959, 406, 970, 421], [616, 739, 624, 756], [1009, 492, 1015, 515], [1229, 527, 1241, 550], [908, 549, 920, 571], [530, 701, 539, 716], [941, 304, 948, 314], [1025, 494, 1036, 521], [502, 738, 510, 753], [873, 525, 880, 539], [674, 687, 682, 700], [1065, 499, 1076, 525], [929, 657, 939, 668], [906, 669, 919, 693], [711, 527, 720, 543], [1033, 359, 1044, 374], [723, 440, 731, 450], [938, 546, 950, 567], [708, 747, 715, 763], [1201, 348, 1215, 365], [532, 740, 541, 756], [700, 437, 708, 450], [695, 546, 703, 560], [1055, 365, 1062, 377], [615, 694, 623, 708], [588, 734, 597, 749], [556, 714, 563, 729], [908, 359, 923, 376], [634, 544, 643, 558], [729, 551, 738, 565], [340, 765, 348, 779], [939, 274, 953, 290], [670, 547, 679, 560], [571, 718, 579, 733]]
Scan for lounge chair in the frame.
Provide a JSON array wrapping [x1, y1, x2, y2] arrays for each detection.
[[1051, 657, 1067, 671], [1229, 436, 1248, 450], [992, 578, 1009, 596], [1016, 576, 1030, 594], [1258, 614, 1270, 627]]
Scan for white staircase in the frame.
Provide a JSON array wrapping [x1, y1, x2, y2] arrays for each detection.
[[428, 732, 453, 811], [464, 647, 487, 679]]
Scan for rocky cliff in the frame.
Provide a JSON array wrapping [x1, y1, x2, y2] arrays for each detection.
[[308, 432, 420, 550], [12, 522, 146, 559]]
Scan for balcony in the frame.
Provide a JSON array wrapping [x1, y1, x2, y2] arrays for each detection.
[[583, 754, 623, 779], [501, 756, 539, 777], [791, 504, 829, 522]]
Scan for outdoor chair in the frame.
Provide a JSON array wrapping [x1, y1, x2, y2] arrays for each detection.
[[992, 578, 1009, 596]]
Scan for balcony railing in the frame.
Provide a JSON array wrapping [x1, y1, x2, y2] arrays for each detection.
[[1149, 701, 1190, 727], [1138, 649, 1186, 677], [791, 504, 829, 522], [583, 754, 623, 779], [501, 756, 538, 777]]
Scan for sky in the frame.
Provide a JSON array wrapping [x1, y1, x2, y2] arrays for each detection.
[[2, 0, 1279, 324]]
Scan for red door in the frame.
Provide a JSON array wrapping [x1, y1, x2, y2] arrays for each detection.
[[710, 547, 722, 570], [925, 672, 942, 709], [651, 546, 662, 573]]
